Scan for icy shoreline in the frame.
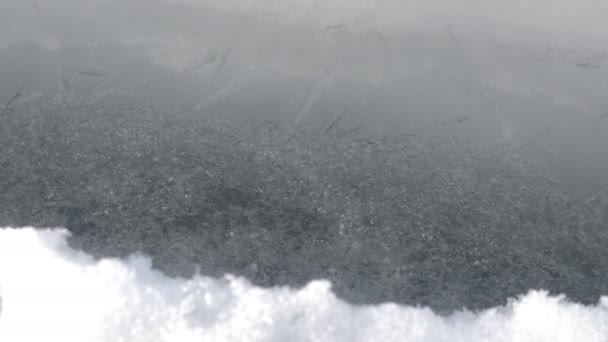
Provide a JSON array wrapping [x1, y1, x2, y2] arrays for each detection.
[[1, 227, 607, 342]]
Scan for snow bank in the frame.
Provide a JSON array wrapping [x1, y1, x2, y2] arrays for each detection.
[[1, 227, 607, 341]]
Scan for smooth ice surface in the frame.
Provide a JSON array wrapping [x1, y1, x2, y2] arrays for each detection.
[[1, 227, 608, 342]]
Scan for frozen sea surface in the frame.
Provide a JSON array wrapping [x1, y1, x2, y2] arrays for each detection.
[[1, 227, 607, 342]]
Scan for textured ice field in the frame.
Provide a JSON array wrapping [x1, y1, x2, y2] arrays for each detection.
[[1, 227, 607, 342]]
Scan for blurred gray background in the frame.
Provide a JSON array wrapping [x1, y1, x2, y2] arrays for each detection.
[[1, 0, 607, 190]]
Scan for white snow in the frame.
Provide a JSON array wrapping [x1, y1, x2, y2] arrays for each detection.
[[1, 227, 607, 342]]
